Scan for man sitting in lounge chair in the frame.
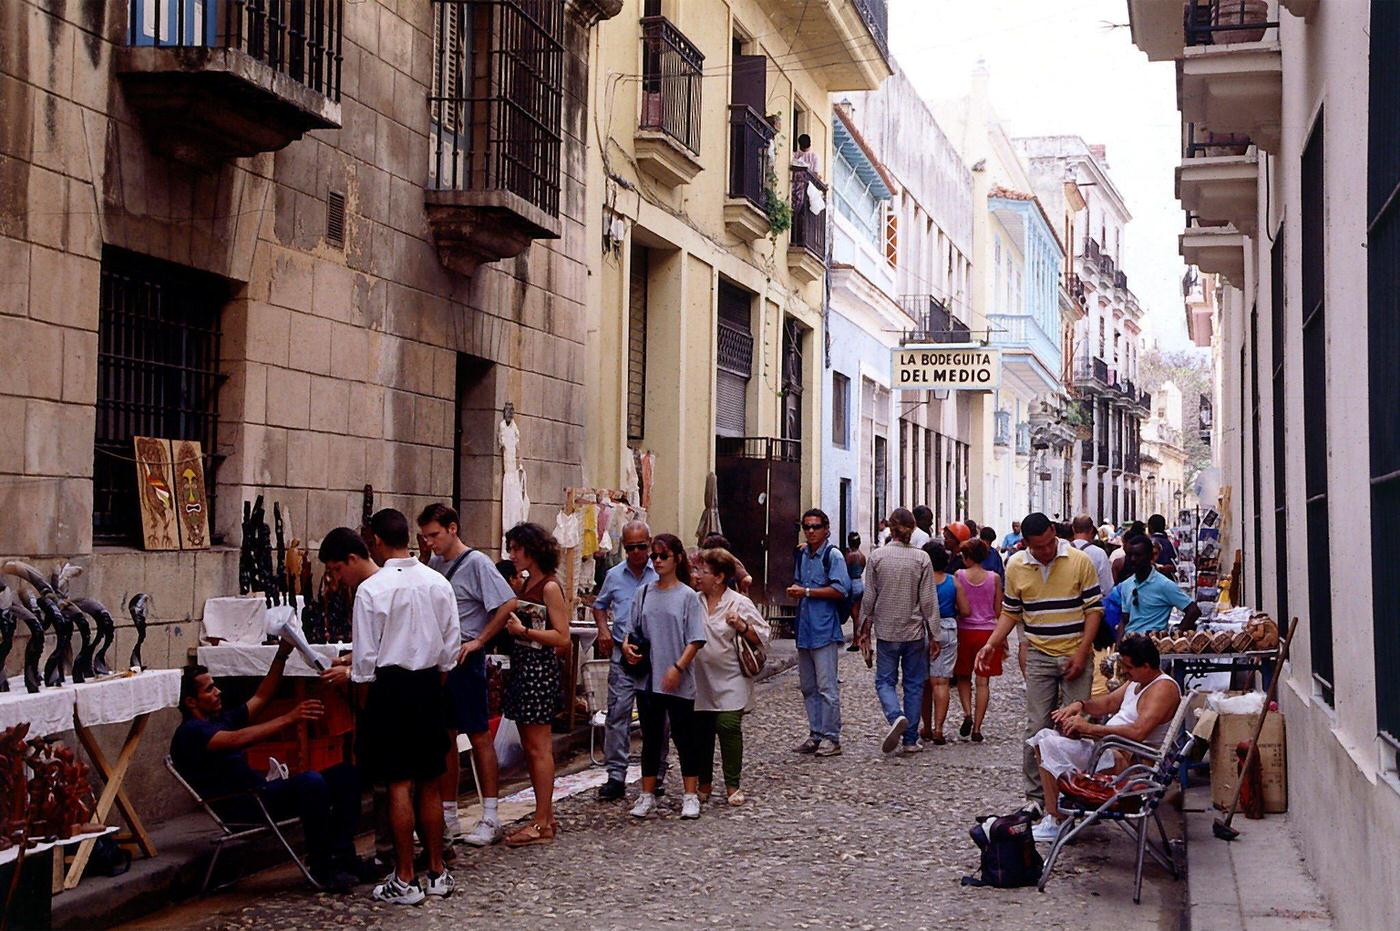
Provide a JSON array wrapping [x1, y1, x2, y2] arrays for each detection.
[[172, 640, 366, 891], [1027, 633, 1181, 842]]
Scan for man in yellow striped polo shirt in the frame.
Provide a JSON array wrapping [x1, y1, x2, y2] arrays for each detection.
[[976, 512, 1103, 806]]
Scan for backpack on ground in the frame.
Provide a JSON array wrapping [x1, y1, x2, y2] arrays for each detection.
[[960, 810, 1044, 888]]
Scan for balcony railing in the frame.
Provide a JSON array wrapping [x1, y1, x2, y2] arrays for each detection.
[[1126, 453, 1140, 475], [994, 410, 1011, 447], [640, 15, 703, 155], [429, 0, 565, 217], [1015, 424, 1031, 456], [728, 105, 775, 211], [1112, 448, 1123, 470], [789, 166, 827, 260], [1185, 0, 1278, 47], [1100, 250, 1116, 278], [1081, 441, 1094, 464], [1072, 355, 1111, 388], [1184, 121, 1252, 158], [128, 0, 344, 100], [1084, 237, 1101, 265], [1097, 441, 1110, 464], [1114, 269, 1127, 291], [1141, 390, 1153, 410], [900, 296, 971, 344], [851, 0, 890, 60], [1069, 272, 1086, 304]]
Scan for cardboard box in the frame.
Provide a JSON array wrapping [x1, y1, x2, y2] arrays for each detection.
[[1207, 704, 1287, 813]]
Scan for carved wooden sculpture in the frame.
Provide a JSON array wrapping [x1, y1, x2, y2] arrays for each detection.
[[76, 598, 117, 676], [18, 595, 44, 693], [128, 592, 151, 671], [0, 593, 14, 693]]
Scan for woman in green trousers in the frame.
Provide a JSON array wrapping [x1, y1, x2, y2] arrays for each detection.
[[691, 548, 769, 806]]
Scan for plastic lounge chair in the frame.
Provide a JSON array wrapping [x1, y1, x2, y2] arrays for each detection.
[[1037, 690, 1197, 903], [581, 659, 612, 766], [164, 755, 321, 894]]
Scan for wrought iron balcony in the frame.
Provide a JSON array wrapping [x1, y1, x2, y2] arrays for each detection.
[[788, 167, 828, 284], [1184, 122, 1252, 158], [1085, 237, 1101, 263], [1081, 441, 1094, 464], [1141, 390, 1153, 410], [1015, 423, 1031, 456], [724, 105, 776, 241], [900, 296, 971, 344], [1100, 250, 1116, 278], [1073, 355, 1111, 391], [1069, 272, 1086, 305], [1186, 0, 1278, 47], [994, 409, 1011, 447], [1114, 269, 1128, 291], [851, 0, 890, 60], [426, 0, 566, 275], [635, 15, 704, 187], [1112, 448, 1123, 471], [117, 0, 342, 164], [1098, 441, 1110, 465]]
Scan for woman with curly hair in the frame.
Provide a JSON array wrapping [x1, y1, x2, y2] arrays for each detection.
[[622, 533, 708, 820], [501, 522, 571, 846]]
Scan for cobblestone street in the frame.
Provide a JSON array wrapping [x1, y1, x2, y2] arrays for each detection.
[[128, 649, 1183, 930]]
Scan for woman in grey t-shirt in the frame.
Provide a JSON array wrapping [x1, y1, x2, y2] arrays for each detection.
[[622, 533, 708, 821]]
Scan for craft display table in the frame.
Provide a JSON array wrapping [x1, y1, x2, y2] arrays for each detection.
[[0, 670, 180, 892], [196, 642, 349, 678]]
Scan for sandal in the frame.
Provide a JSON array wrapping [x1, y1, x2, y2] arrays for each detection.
[[971, 730, 984, 743], [930, 732, 947, 746], [503, 821, 555, 847], [959, 716, 973, 739]]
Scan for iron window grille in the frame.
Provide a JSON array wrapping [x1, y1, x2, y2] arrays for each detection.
[[95, 248, 227, 545], [1184, 0, 1278, 47], [1368, 0, 1400, 758], [1301, 117, 1334, 705], [429, 0, 564, 217], [639, 15, 703, 154], [128, 0, 343, 100]]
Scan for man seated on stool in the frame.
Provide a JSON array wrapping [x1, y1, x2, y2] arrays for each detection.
[[172, 640, 364, 892], [1025, 634, 1182, 843]]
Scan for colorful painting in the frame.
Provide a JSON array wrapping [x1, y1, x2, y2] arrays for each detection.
[[133, 436, 178, 551], [173, 438, 210, 550]]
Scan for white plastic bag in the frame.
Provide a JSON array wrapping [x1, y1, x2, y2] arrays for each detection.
[[1207, 691, 1265, 714]]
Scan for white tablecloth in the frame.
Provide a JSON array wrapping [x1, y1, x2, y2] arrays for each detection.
[[202, 596, 305, 644], [71, 669, 180, 728], [0, 679, 77, 737], [197, 643, 350, 678]]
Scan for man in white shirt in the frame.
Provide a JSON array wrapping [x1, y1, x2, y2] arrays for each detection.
[[1070, 515, 1115, 597], [910, 505, 934, 549], [319, 512, 458, 906]]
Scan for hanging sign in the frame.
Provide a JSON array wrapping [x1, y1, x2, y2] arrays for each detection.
[[891, 347, 1001, 390]]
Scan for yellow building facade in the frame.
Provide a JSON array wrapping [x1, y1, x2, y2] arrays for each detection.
[[583, 0, 890, 603]]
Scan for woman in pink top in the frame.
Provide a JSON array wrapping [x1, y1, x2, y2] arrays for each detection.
[[953, 538, 1003, 742]]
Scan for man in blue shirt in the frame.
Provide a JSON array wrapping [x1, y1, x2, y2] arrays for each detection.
[[1115, 534, 1200, 636], [592, 520, 664, 800], [786, 508, 850, 757], [1001, 521, 1023, 554], [979, 525, 1005, 577]]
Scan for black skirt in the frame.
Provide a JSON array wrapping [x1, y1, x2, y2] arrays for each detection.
[[503, 644, 562, 726], [357, 665, 449, 784]]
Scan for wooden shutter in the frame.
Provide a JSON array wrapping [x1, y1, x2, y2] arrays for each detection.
[[627, 247, 648, 441], [731, 53, 766, 113]]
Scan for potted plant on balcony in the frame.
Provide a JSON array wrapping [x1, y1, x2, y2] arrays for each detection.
[[1215, 0, 1270, 44]]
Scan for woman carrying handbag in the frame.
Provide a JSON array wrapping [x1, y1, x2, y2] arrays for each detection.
[[622, 534, 709, 820], [691, 548, 770, 807]]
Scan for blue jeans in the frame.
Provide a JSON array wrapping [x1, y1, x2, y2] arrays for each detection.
[[875, 638, 928, 745], [604, 659, 669, 783], [797, 643, 842, 741]]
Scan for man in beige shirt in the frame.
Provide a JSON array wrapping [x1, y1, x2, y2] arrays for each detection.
[[859, 508, 938, 755]]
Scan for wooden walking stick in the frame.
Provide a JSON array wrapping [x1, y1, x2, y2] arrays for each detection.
[[1213, 615, 1298, 841]]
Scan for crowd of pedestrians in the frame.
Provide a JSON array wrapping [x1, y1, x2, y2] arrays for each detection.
[[169, 488, 1190, 908]]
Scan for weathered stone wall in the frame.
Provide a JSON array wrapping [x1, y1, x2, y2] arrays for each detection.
[[0, 0, 593, 820]]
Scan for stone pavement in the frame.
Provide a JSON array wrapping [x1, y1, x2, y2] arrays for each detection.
[[122, 649, 1185, 930], [1183, 796, 1333, 930]]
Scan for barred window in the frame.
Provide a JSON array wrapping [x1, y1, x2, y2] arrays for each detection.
[[95, 248, 226, 544]]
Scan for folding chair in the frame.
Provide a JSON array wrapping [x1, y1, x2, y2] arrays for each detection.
[[1038, 690, 1197, 904], [455, 732, 486, 809], [164, 756, 321, 894], [581, 659, 612, 766]]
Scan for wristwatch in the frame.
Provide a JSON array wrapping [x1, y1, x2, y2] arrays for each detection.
[[804, 587, 811, 598]]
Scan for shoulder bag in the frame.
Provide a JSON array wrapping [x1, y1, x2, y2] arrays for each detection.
[[623, 584, 651, 681]]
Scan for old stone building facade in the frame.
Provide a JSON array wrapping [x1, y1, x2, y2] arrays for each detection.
[[1, 0, 616, 809]]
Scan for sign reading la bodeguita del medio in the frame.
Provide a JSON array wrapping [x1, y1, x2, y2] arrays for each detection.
[[891, 347, 1001, 390]]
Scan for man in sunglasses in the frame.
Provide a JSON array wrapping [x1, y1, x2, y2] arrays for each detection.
[[1115, 533, 1199, 638], [787, 508, 851, 757], [593, 521, 668, 800]]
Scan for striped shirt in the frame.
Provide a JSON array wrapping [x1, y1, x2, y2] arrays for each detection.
[[1003, 540, 1103, 657]]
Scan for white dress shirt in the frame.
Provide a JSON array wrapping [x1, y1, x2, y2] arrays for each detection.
[[351, 557, 460, 683]]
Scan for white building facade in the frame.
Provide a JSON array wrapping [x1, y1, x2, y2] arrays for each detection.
[[1128, 1, 1400, 925]]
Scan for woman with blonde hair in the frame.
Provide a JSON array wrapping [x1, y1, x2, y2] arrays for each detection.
[[691, 548, 769, 806]]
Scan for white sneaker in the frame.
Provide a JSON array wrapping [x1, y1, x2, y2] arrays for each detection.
[[680, 794, 701, 819], [461, 818, 503, 847], [423, 869, 455, 898], [882, 715, 909, 753], [630, 793, 657, 818], [896, 741, 923, 755], [1033, 815, 1064, 844], [371, 875, 425, 906]]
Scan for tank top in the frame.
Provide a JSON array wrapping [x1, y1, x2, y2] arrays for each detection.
[[1106, 673, 1182, 747], [934, 573, 958, 619], [955, 569, 998, 631], [848, 557, 865, 581]]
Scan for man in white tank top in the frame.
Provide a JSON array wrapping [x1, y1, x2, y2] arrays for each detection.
[[1025, 634, 1182, 841]]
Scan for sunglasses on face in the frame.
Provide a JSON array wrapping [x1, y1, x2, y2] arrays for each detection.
[[650, 551, 674, 561], [624, 543, 650, 552], [802, 523, 826, 531]]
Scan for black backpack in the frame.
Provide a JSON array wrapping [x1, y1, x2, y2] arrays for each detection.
[[961, 811, 1044, 888]]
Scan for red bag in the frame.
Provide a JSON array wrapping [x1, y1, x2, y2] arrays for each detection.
[[1056, 772, 1151, 812]]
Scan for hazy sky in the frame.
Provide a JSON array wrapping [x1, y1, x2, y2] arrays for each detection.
[[890, 0, 1200, 353]]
